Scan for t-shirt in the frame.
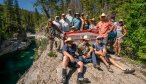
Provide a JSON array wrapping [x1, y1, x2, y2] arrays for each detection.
[[53, 20, 62, 31], [78, 42, 92, 55], [66, 14, 73, 26], [72, 18, 82, 30], [60, 19, 70, 32], [93, 43, 106, 51], [62, 44, 77, 57], [95, 21, 113, 38]]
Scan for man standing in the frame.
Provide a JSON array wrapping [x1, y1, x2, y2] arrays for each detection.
[[62, 37, 89, 83], [66, 9, 74, 26], [60, 13, 70, 32], [95, 13, 113, 45], [53, 16, 62, 51], [46, 19, 62, 51], [53, 16, 62, 31], [72, 13, 82, 30]]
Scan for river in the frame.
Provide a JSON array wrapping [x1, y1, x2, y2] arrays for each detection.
[[0, 40, 37, 84]]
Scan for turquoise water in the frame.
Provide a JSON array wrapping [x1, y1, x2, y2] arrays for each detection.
[[0, 41, 37, 84]]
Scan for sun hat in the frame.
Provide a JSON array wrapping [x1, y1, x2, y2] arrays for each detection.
[[62, 13, 65, 16], [119, 19, 124, 22], [96, 36, 103, 39], [101, 13, 106, 17], [65, 37, 74, 43], [75, 13, 79, 15], [83, 35, 90, 40]]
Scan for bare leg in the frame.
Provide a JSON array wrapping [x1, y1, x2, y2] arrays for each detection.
[[113, 39, 118, 55], [99, 56, 109, 66], [77, 61, 83, 73], [108, 58, 125, 70], [117, 42, 122, 56], [50, 39, 54, 51], [62, 56, 69, 69]]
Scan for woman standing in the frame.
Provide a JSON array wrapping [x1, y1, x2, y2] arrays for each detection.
[[113, 19, 127, 56], [83, 15, 90, 30], [89, 18, 96, 29]]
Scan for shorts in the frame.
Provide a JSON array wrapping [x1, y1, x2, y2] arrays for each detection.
[[116, 37, 123, 43], [68, 58, 81, 68]]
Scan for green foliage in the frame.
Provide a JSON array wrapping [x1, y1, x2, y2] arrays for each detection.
[[114, 1, 146, 61], [38, 38, 48, 51], [79, 0, 146, 62], [48, 51, 57, 57], [0, 0, 46, 42]]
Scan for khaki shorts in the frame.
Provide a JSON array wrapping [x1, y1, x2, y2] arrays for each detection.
[[116, 37, 123, 43]]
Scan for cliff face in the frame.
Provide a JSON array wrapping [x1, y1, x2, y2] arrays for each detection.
[[17, 44, 146, 84]]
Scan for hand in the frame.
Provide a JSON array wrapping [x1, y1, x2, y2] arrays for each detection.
[[107, 31, 110, 34], [87, 53, 91, 58], [70, 56, 75, 63], [82, 55, 86, 59]]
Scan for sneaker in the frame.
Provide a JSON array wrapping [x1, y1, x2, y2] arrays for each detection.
[[76, 78, 91, 84], [106, 65, 113, 73], [61, 75, 66, 84], [124, 69, 135, 74], [93, 64, 101, 70]]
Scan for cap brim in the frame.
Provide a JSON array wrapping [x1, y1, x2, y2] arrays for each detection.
[[65, 40, 74, 43]]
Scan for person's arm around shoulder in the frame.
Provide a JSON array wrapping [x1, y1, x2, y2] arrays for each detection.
[[108, 21, 114, 33]]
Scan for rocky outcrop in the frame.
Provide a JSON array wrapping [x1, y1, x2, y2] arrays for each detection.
[[0, 38, 31, 56], [17, 43, 146, 84]]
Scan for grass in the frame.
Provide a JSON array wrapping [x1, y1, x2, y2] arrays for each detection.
[[48, 51, 57, 57], [140, 70, 146, 77]]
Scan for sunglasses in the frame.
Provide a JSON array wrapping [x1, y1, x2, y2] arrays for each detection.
[[97, 38, 102, 40]]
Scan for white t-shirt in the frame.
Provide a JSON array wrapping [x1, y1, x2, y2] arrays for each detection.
[[66, 14, 73, 26], [59, 19, 70, 32], [53, 20, 62, 30]]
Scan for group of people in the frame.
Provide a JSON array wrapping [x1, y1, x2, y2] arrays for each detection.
[[45, 9, 135, 83]]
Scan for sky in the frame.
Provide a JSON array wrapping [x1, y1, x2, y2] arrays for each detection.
[[0, 0, 40, 12]]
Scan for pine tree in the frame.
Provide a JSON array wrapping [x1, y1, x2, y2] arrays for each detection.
[[14, 0, 21, 32], [3, 0, 16, 35]]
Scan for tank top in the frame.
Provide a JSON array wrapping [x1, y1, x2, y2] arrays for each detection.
[[116, 26, 123, 38], [84, 21, 90, 30]]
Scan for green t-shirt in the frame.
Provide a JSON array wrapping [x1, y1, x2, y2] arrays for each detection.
[[78, 42, 92, 55]]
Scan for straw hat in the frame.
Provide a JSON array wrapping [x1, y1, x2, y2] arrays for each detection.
[[65, 37, 74, 43], [68, 9, 72, 11], [83, 35, 90, 40], [101, 13, 106, 17], [62, 13, 65, 16], [90, 18, 95, 21], [119, 19, 124, 22], [48, 18, 52, 22], [96, 36, 103, 39], [75, 13, 79, 15]]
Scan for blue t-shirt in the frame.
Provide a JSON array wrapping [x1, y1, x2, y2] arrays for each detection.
[[63, 44, 77, 56], [72, 18, 82, 30], [93, 43, 105, 51]]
